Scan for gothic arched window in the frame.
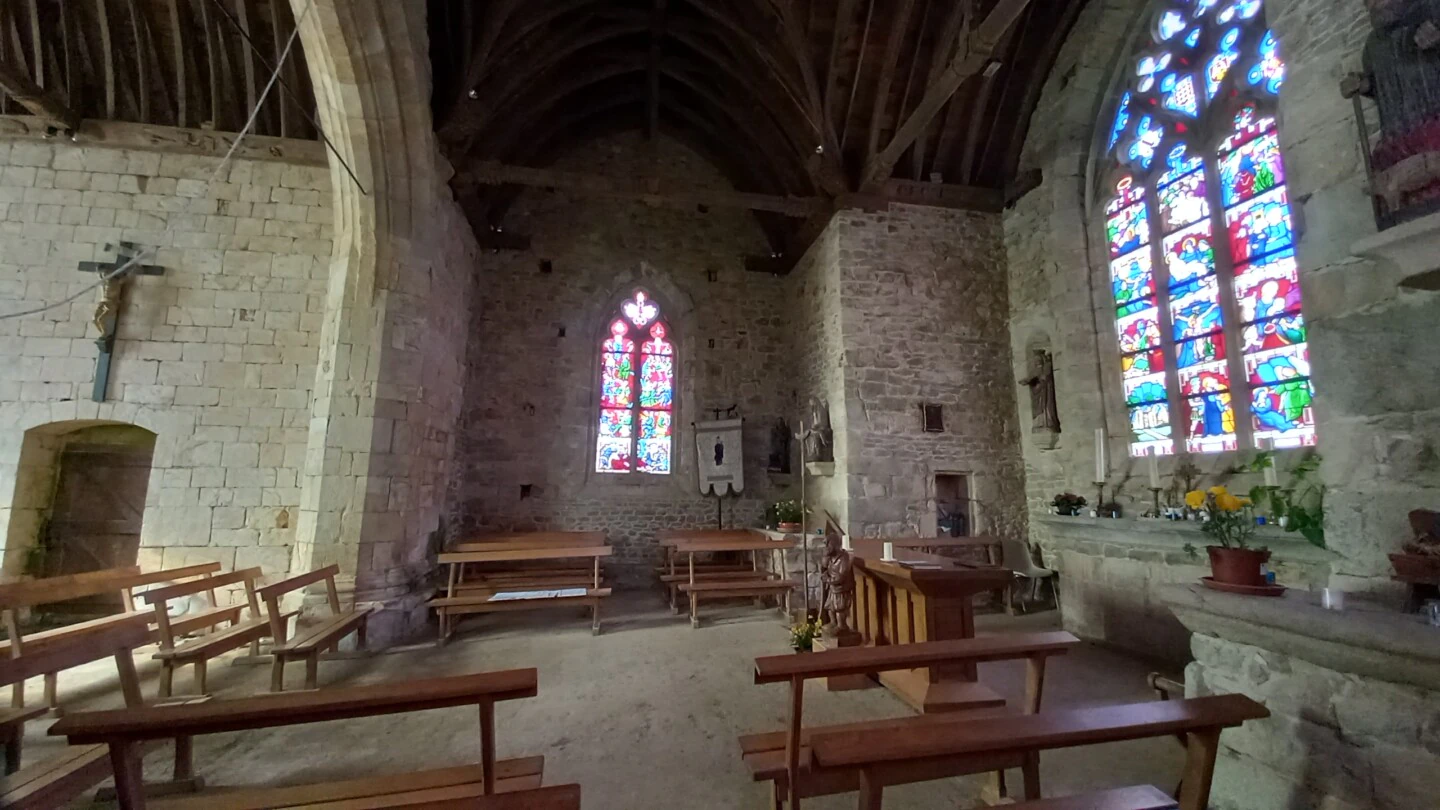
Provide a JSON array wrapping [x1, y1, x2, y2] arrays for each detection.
[[1103, 0, 1315, 458], [596, 291, 674, 474]]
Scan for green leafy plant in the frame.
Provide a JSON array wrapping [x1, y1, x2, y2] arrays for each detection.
[[1241, 451, 1326, 549], [768, 499, 804, 525], [1051, 492, 1088, 514], [789, 617, 823, 652]]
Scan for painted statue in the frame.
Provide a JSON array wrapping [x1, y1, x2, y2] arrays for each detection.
[[820, 526, 855, 637]]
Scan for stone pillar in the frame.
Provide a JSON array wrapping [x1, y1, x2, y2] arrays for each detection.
[[289, 0, 476, 641]]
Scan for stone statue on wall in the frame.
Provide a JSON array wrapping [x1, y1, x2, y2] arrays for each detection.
[[1342, 0, 1440, 219], [1019, 349, 1061, 445], [803, 397, 834, 463], [767, 417, 792, 473], [820, 526, 856, 638]]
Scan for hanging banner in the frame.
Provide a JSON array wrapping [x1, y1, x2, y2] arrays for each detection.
[[695, 418, 745, 496]]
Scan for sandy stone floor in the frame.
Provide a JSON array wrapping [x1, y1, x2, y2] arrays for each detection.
[[22, 593, 1184, 809]]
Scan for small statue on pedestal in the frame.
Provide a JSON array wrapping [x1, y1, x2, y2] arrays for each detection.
[[1019, 349, 1061, 448], [820, 526, 857, 642]]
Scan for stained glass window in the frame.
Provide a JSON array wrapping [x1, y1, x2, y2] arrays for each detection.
[[595, 292, 674, 474], [1102, 0, 1316, 456]]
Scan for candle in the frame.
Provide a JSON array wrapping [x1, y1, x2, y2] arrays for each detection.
[[1095, 428, 1108, 483], [842, 535, 852, 552], [882, 541, 895, 561], [1147, 452, 1160, 490]]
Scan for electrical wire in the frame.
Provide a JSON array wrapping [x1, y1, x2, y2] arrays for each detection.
[[0, 0, 313, 322]]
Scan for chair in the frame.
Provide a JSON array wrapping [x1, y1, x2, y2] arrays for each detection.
[[1000, 539, 1058, 614]]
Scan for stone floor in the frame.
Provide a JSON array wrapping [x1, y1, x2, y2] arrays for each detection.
[[21, 593, 1185, 809]]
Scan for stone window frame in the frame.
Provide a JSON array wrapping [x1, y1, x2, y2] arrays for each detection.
[[1093, 0, 1315, 459]]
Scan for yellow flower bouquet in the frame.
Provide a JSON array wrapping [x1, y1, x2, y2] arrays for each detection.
[[1185, 485, 1259, 549]]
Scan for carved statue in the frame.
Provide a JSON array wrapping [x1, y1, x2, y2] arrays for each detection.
[[820, 526, 855, 637], [1343, 0, 1440, 217], [92, 278, 123, 341], [803, 397, 834, 463], [767, 417, 792, 473], [1019, 349, 1060, 434]]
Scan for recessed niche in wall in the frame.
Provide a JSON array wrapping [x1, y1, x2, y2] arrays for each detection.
[[935, 473, 971, 537], [539, 260, 553, 274], [921, 404, 945, 433], [520, 484, 533, 500]]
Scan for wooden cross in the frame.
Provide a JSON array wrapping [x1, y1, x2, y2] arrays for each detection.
[[76, 242, 165, 402]]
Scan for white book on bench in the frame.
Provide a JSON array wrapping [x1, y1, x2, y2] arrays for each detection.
[[489, 588, 588, 601]]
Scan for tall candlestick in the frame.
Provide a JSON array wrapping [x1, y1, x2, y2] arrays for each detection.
[[1094, 428, 1108, 484], [1147, 452, 1160, 490]]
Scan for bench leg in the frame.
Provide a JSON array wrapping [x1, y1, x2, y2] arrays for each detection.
[[1022, 752, 1041, 800], [42, 673, 58, 710], [2, 724, 21, 775], [270, 657, 286, 693], [9, 682, 22, 709], [304, 653, 319, 690], [173, 735, 194, 782], [857, 768, 883, 810], [690, 593, 700, 629], [193, 660, 208, 695], [592, 600, 602, 636], [1177, 728, 1221, 810], [108, 740, 145, 810], [158, 663, 174, 699], [357, 617, 369, 651]]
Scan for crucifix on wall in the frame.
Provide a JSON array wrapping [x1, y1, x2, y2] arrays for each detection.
[[76, 242, 165, 402]]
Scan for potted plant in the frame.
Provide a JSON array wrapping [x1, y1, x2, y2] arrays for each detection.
[[789, 617, 822, 652], [1051, 492, 1087, 516], [1184, 486, 1267, 586], [770, 499, 804, 532], [1244, 451, 1326, 548]]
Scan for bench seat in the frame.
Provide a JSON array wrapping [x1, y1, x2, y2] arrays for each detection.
[[679, 580, 797, 594], [0, 742, 110, 810], [154, 616, 275, 663], [276, 609, 374, 656], [149, 757, 547, 810], [258, 566, 377, 693], [1007, 785, 1178, 810]]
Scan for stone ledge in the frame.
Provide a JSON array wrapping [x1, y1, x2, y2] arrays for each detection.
[[1163, 584, 1440, 692], [1351, 209, 1440, 289], [1036, 515, 1336, 566]]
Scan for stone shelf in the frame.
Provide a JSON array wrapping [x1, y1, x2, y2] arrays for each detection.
[[1351, 208, 1440, 290], [1036, 514, 1336, 566], [1163, 583, 1440, 692]]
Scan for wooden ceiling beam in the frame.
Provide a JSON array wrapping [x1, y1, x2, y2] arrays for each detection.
[[866, 0, 916, 161], [464, 160, 830, 217], [822, 0, 858, 148], [910, 0, 970, 179], [863, 0, 1034, 190], [0, 58, 79, 130], [647, 0, 668, 139]]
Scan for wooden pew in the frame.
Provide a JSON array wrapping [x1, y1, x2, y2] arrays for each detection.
[[744, 631, 1081, 809], [806, 693, 1269, 810], [141, 568, 293, 698], [49, 668, 568, 810], [257, 566, 377, 693], [1, 564, 238, 709], [673, 537, 796, 627], [0, 621, 197, 809], [432, 546, 613, 641]]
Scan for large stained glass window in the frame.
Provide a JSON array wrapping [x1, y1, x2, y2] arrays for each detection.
[[1102, 0, 1315, 457], [596, 291, 673, 474]]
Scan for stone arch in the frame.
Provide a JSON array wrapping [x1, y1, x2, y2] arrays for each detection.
[[2, 420, 157, 578]]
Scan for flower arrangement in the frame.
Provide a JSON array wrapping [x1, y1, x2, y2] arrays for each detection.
[[768, 499, 804, 529], [1185, 485, 1258, 549], [789, 617, 823, 652], [1051, 492, 1088, 515]]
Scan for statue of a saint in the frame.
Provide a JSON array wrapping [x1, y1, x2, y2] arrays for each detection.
[[803, 397, 834, 463], [820, 527, 856, 638], [767, 418, 792, 473], [1019, 349, 1060, 434]]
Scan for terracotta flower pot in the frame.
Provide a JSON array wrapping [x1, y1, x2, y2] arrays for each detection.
[[777, 522, 801, 533], [1207, 546, 1271, 587]]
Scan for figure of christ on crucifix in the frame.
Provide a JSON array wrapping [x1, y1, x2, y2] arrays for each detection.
[[78, 242, 166, 402]]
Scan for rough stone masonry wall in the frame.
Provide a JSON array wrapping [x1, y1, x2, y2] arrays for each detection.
[[836, 206, 1027, 540], [449, 133, 795, 575], [0, 123, 332, 581], [1004, 0, 1440, 660]]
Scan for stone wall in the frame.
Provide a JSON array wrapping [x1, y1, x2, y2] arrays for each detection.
[[787, 224, 849, 529], [0, 123, 332, 580], [1005, 0, 1440, 660], [448, 133, 795, 575]]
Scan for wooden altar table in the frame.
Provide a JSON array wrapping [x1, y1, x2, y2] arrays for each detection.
[[847, 538, 1013, 713]]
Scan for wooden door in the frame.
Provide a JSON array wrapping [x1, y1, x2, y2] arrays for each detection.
[[44, 442, 153, 616]]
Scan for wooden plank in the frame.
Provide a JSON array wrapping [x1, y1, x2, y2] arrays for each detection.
[[24, 0, 40, 87], [0, 743, 110, 808], [126, 0, 148, 121], [0, 566, 140, 610], [860, 0, 1035, 189], [452, 540, 607, 554], [866, 0, 917, 161], [141, 568, 260, 605], [1006, 785, 1178, 810], [275, 609, 370, 654], [147, 760, 547, 810], [231, 0, 258, 126], [156, 618, 270, 661], [432, 589, 611, 609], [167, 0, 185, 127], [0, 612, 150, 656], [680, 580, 796, 594], [255, 565, 339, 601], [439, 547, 613, 565], [96, 0, 115, 119], [674, 539, 796, 552], [309, 782, 581, 810], [198, 0, 219, 128], [754, 631, 1080, 684], [0, 620, 150, 687], [808, 694, 1270, 768], [113, 563, 224, 592], [461, 531, 606, 545], [51, 669, 541, 744]]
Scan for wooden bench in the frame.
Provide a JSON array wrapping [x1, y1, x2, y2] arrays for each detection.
[[673, 536, 797, 627], [49, 667, 569, 810], [0, 621, 198, 809], [744, 631, 1081, 809], [256, 565, 377, 693], [1, 564, 239, 709], [141, 568, 293, 699], [433, 546, 613, 641], [659, 570, 780, 612], [807, 693, 1269, 809], [680, 580, 797, 627]]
